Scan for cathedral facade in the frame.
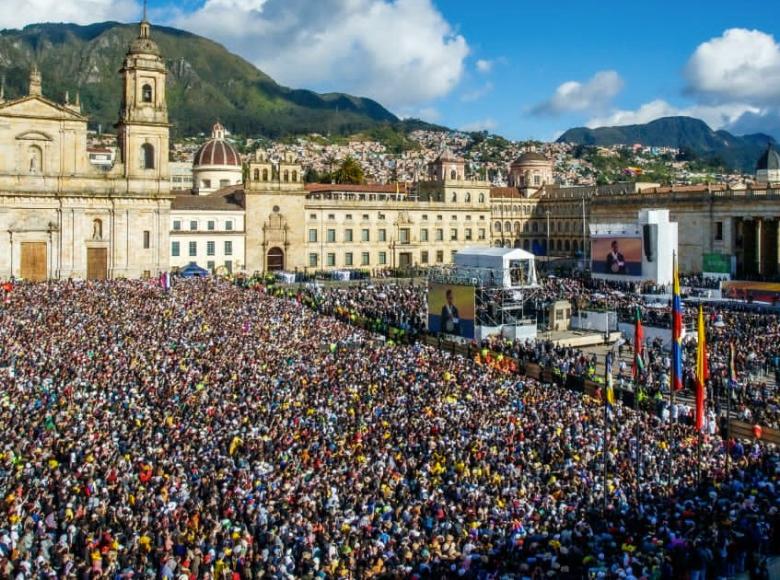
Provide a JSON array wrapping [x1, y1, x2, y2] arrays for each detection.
[[0, 17, 171, 281]]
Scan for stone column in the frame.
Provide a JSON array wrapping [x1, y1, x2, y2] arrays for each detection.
[[762, 218, 779, 277], [756, 218, 763, 275]]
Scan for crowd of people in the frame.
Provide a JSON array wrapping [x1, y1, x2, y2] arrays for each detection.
[[0, 278, 778, 578]]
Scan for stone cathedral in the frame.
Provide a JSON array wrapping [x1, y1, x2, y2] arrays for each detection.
[[0, 16, 171, 281]]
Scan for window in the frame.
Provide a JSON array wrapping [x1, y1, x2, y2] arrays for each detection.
[[437, 215, 443, 221], [378, 251, 387, 265], [207, 220, 215, 231], [225, 221, 233, 231], [451, 192, 457, 202], [378, 213, 386, 220], [310, 213, 317, 220], [450, 229, 458, 241], [224, 261, 232, 274], [328, 214, 335, 220], [450, 169, 457, 180], [378, 229, 387, 242], [327, 229, 336, 243], [292, 170, 298, 182], [436, 250, 444, 263], [451, 215, 458, 221], [219, 179, 230, 188], [308, 229, 318, 243], [465, 229, 472, 241], [466, 215, 472, 221], [479, 215, 486, 221], [345, 252, 354, 266], [141, 143, 154, 170], [361, 229, 370, 242], [715, 221, 723, 241], [190, 220, 197, 231], [479, 192, 485, 203], [262, 169, 269, 181], [207, 260, 215, 272], [143, 230, 150, 249], [495, 221, 502, 232], [207, 241, 215, 256], [345, 214, 353, 221], [465, 192, 471, 202], [400, 228, 410, 244], [421, 251, 429, 264], [479, 229, 486, 240], [436, 229, 444, 241], [201, 179, 211, 190], [344, 229, 354, 242], [534, 174, 541, 186], [224, 241, 233, 256], [171, 241, 180, 257], [362, 214, 370, 220], [253, 169, 260, 181], [421, 229, 429, 242], [327, 253, 336, 267], [283, 170, 289, 182], [173, 220, 181, 231], [188, 241, 197, 257], [309, 253, 319, 267], [142, 84, 153, 103], [361, 252, 370, 265], [422, 214, 429, 221]]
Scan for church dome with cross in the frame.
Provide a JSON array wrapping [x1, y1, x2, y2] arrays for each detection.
[[192, 122, 243, 194]]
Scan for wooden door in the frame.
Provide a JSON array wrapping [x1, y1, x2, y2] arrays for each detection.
[[87, 247, 108, 280], [399, 252, 412, 268], [267, 247, 284, 271], [20, 242, 47, 281]]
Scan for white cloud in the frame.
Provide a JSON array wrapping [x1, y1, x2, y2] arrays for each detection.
[[461, 81, 493, 102], [532, 70, 623, 116], [586, 99, 760, 130], [460, 118, 497, 132], [475, 59, 493, 73], [174, 0, 469, 109], [686, 28, 780, 105], [0, 0, 138, 29]]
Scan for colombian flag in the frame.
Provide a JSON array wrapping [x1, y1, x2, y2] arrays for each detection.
[[695, 305, 709, 431], [605, 352, 615, 407], [671, 255, 684, 392]]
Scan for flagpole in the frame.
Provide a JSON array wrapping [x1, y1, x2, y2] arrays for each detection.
[[604, 351, 610, 516], [634, 306, 643, 506]]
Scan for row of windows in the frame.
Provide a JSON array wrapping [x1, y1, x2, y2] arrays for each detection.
[[494, 220, 584, 234], [171, 241, 233, 257], [252, 168, 300, 182], [499, 239, 584, 253], [309, 212, 486, 222], [307, 227, 487, 243], [173, 220, 235, 232], [200, 178, 234, 190], [307, 249, 451, 268]]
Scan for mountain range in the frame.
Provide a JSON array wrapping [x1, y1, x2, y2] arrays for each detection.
[[0, 21, 429, 140], [557, 116, 775, 172]]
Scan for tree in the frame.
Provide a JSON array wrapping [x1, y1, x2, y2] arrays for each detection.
[[333, 156, 365, 184]]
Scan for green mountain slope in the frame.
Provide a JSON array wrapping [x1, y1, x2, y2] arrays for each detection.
[[0, 21, 405, 139], [557, 116, 775, 171]]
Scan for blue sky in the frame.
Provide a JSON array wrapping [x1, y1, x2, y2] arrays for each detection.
[[4, 0, 780, 140]]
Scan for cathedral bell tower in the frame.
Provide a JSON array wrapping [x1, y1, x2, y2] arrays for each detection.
[[116, 11, 170, 184]]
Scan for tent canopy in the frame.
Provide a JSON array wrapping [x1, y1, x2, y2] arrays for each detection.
[[453, 246, 537, 288], [179, 262, 209, 278]]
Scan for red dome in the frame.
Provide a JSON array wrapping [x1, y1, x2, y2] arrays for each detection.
[[193, 138, 241, 167]]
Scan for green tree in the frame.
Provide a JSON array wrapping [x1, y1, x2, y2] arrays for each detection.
[[333, 156, 365, 184]]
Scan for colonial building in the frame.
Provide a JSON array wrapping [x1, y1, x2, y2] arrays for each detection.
[[0, 16, 171, 280], [243, 150, 492, 273]]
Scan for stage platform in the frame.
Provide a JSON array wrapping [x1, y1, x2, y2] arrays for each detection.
[[546, 330, 621, 348]]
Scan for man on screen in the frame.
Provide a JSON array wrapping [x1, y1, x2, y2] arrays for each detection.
[[606, 240, 627, 274], [440, 288, 461, 335]]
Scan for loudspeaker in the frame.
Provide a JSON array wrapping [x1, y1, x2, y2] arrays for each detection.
[[643, 224, 657, 262]]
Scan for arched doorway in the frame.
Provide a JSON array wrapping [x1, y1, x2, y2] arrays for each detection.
[[267, 247, 284, 271]]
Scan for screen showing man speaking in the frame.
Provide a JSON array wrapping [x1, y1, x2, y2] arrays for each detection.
[[427, 283, 475, 339], [591, 237, 643, 277]]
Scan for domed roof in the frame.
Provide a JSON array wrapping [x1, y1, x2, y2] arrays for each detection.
[[128, 19, 160, 56], [512, 151, 549, 165], [756, 144, 780, 171], [194, 123, 241, 167]]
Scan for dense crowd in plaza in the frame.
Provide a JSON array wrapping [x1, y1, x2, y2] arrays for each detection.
[[0, 278, 778, 578]]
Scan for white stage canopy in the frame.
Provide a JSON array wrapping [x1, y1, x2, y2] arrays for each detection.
[[453, 246, 538, 288]]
